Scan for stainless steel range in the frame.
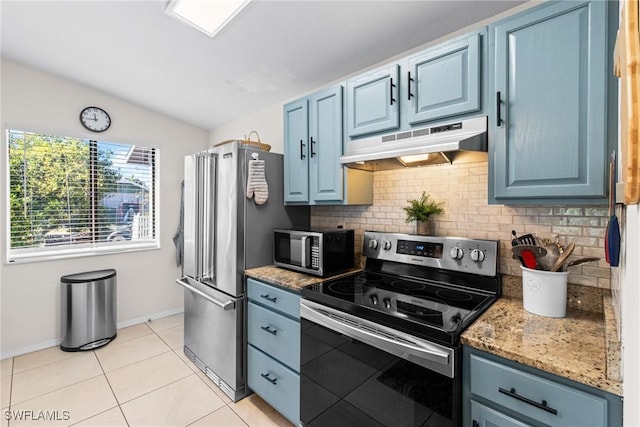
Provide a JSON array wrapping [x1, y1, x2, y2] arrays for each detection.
[[299, 231, 500, 427]]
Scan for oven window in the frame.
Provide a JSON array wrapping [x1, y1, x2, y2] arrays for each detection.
[[300, 318, 454, 427]]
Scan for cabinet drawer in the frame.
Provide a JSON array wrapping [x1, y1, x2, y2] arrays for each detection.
[[471, 400, 532, 427], [248, 301, 300, 371], [248, 345, 300, 425], [470, 353, 608, 426], [247, 278, 300, 319]]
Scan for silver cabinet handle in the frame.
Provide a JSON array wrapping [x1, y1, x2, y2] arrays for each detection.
[[176, 277, 235, 311]]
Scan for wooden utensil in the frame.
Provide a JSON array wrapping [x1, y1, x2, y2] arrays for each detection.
[[550, 242, 575, 272], [565, 257, 601, 269]]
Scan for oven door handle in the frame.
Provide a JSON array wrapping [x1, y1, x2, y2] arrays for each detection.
[[301, 301, 453, 377]]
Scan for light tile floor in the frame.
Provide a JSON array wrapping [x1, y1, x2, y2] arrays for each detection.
[[1, 314, 294, 427]]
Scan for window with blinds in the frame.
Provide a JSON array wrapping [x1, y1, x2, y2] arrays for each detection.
[[7, 129, 158, 262]]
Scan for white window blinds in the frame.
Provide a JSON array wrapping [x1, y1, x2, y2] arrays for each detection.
[[7, 130, 158, 262]]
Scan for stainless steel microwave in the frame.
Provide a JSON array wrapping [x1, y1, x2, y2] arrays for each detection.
[[273, 229, 355, 277]]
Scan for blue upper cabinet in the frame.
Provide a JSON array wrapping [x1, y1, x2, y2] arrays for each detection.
[[346, 64, 400, 137], [284, 86, 373, 205], [407, 33, 481, 125], [283, 98, 310, 203], [345, 30, 485, 141], [489, 0, 614, 203], [308, 87, 343, 202]]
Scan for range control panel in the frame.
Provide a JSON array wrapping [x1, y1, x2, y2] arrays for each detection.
[[362, 231, 498, 277]]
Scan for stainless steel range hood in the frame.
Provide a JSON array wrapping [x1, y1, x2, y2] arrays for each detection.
[[340, 116, 487, 171]]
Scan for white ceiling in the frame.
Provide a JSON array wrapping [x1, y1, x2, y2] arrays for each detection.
[[1, 0, 526, 131]]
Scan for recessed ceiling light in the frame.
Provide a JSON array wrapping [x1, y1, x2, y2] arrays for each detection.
[[165, 0, 250, 38]]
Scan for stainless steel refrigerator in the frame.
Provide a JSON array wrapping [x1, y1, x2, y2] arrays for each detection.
[[176, 141, 308, 402]]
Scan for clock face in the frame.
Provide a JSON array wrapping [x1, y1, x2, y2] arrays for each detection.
[[80, 107, 111, 132]]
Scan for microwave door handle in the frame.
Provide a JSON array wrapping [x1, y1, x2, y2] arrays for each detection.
[[301, 236, 308, 268]]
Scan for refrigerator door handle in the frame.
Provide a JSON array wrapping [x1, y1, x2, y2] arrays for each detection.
[[176, 277, 235, 311], [196, 153, 217, 282]]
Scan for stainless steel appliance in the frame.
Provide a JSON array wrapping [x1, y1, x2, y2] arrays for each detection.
[[177, 142, 308, 402], [340, 116, 487, 170], [300, 231, 500, 426], [273, 228, 355, 276]]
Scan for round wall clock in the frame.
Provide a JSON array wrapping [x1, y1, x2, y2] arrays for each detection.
[[80, 106, 111, 132]]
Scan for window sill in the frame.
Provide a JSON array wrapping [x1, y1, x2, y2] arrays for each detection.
[[6, 242, 161, 265]]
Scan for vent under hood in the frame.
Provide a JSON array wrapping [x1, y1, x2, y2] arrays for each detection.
[[340, 116, 487, 171]]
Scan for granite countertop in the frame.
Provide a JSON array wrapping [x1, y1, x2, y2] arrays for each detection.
[[461, 276, 622, 396], [244, 265, 362, 292]]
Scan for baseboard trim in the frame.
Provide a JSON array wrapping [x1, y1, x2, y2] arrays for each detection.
[[1, 307, 184, 360], [116, 307, 184, 329]]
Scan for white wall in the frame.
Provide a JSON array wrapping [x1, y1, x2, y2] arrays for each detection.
[[208, 103, 284, 154], [0, 59, 209, 358], [623, 205, 640, 426]]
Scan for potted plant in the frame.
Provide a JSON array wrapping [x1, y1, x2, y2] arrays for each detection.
[[403, 191, 444, 235]]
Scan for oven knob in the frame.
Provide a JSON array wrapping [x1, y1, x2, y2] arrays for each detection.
[[370, 294, 378, 305], [470, 248, 485, 262], [368, 239, 379, 249], [383, 298, 391, 309], [450, 246, 464, 260], [382, 241, 392, 251]]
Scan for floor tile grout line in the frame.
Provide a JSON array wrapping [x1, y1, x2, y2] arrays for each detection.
[[226, 404, 252, 427], [6, 357, 14, 427], [8, 372, 105, 409], [98, 347, 173, 376], [91, 348, 131, 427]]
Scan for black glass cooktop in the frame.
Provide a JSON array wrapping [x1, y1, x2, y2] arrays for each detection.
[[301, 270, 498, 346]]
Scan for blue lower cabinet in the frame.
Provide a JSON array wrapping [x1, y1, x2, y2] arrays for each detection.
[[247, 345, 300, 425], [246, 278, 301, 425], [463, 346, 623, 427], [247, 301, 300, 371]]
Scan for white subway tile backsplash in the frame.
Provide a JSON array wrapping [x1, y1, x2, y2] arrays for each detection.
[[310, 161, 610, 288]]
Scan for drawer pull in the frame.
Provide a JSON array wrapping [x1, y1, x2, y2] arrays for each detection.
[[260, 294, 277, 303], [261, 372, 278, 385], [498, 387, 558, 415], [260, 325, 278, 335]]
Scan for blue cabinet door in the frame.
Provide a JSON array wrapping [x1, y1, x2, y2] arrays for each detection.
[[309, 86, 343, 202], [283, 98, 309, 203], [346, 63, 400, 137], [407, 33, 481, 125], [489, 1, 609, 201]]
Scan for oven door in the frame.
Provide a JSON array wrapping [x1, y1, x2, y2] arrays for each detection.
[[300, 300, 458, 427]]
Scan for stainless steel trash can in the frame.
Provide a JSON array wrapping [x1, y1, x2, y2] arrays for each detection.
[[60, 269, 117, 351]]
